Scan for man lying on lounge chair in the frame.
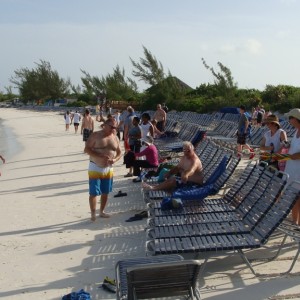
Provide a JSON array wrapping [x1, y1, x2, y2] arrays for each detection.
[[142, 141, 203, 191]]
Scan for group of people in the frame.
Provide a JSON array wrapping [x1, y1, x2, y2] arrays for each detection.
[[237, 106, 300, 225], [81, 102, 300, 227]]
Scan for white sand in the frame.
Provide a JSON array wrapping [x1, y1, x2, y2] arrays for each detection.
[[0, 108, 299, 300]]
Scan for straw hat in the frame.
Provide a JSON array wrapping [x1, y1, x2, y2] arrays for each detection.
[[265, 115, 280, 127], [285, 108, 300, 121]]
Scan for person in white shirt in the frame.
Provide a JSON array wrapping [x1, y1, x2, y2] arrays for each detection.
[[71, 111, 81, 134]]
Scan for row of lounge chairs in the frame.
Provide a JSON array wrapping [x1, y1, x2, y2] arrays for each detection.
[[115, 113, 299, 300]]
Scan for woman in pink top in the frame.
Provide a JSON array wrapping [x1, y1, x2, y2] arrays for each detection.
[[132, 136, 159, 182]]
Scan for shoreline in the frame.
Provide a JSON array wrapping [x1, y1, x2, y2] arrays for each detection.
[[0, 108, 299, 300], [0, 117, 23, 161]]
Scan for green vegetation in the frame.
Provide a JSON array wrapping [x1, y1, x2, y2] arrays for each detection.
[[1, 47, 299, 113]]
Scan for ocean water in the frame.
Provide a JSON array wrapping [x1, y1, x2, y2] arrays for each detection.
[[0, 117, 23, 160]]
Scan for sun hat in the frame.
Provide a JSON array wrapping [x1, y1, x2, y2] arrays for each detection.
[[143, 136, 154, 145], [285, 108, 300, 121], [264, 115, 281, 127]]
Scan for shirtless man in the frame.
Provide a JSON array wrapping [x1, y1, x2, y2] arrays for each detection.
[[84, 118, 122, 221], [142, 141, 203, 191], [153, 104, 167, 132], [81, 109, 94, 142]]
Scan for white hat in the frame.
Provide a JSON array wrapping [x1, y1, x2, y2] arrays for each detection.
[[285, 108, 300, 121]]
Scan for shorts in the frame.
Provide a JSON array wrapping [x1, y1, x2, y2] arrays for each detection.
[[88, 162, 113, 196], [74, 123, 79, 126], [175, 177, 196, 188], [83, 128, 93, 141], [237, 133, 246, 145]]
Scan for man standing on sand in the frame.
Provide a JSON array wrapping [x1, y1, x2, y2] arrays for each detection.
[[81, 109, 94, 142], [142, 141, 203, 191], [153, 104, 167, 132], [84, 118, 122, 221]]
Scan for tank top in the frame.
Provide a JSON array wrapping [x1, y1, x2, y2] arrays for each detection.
[[140, 122, 152, 139], [285, 129, 300, 183], [263, 129, 285, 153]]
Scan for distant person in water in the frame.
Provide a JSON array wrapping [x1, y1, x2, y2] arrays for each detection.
[[0, 154, 5, 176]]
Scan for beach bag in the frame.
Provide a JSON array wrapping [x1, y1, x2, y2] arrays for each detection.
[[124, 151, 135, 166], [157, 168, 170, 182]]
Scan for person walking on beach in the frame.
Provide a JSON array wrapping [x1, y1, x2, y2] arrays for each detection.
[[236, 105, 254, 159], [71, 110, 81, 134], [153, 104, 167, 131], [81, 109, 94, 142], [64, 111, 71, 131], [123, 106, 136, 151], [84, 118, 122, 221], [0, 154, 5, 176]]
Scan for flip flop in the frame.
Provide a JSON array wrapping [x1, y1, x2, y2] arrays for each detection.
[[114, 191, 127, 198], [125, 215, 143, 222], [135, 211, 148, 218], [102, 282, 116, 293]]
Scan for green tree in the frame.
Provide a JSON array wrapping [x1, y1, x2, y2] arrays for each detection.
[[80, 65, 139, 106], [10, 60, 70, 103], [201, 58, 238, 101], [130, 46, 165, 86], [131, 46, 191, 108]]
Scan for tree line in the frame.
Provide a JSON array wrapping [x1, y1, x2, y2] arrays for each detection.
[[1, 46, 299, 113]]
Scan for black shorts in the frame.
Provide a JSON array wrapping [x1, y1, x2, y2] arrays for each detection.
[[74, 123, 79, 126], [237, 133, 246, 145], [83, 128, 93, 141]]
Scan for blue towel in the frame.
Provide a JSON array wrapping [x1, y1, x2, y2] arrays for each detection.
[[62, 289, 91, 300], [172, 183, 215, 201]]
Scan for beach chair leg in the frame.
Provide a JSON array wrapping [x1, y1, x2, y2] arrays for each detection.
[[237, 249, 257, 276], [277, 245, 300, 276]]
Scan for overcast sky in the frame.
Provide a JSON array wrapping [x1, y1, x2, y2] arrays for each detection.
[[1, 0, 300, 93]]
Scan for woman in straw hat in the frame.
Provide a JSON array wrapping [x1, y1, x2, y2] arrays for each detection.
[[260, 114, 288, 169], [284, 108, 300, 225]]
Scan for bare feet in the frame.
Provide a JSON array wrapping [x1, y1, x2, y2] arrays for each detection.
[[91, 211, 96, 222], [100, 212, 110, 218], [142, 182, 154, 190]]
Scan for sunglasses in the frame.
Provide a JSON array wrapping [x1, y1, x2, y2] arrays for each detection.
[[289, 116, 294, 120], [108, 124, 117, 129], [183, 148, 191, 153]]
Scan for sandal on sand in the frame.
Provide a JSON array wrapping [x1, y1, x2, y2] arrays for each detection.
[[104, 276, 116, 286], [114, 190, 127, 198], [125, 215, 144, 222], [102, 282, 116, 293], [135, 210, 148, 218], [124, 173, 133, 178]]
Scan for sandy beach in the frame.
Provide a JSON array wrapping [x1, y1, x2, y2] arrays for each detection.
[[0, 108, 299, 300]]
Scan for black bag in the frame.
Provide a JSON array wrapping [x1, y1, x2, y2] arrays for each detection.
[[134, 139, 142, 147], [124, 151, 135, 167]]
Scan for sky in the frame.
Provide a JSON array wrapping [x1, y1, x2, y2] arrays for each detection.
[[1, 0, 300, 93]]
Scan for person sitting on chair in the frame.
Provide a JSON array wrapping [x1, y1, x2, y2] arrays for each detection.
[[131, 136, 159, 182], [142, 141, 203, 191]]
